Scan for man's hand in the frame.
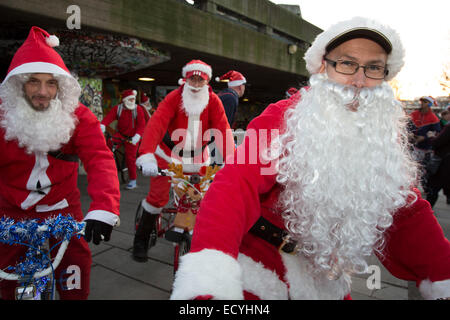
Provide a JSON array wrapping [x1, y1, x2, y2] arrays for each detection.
[[84, 219, 113, 245], [131, 134, 141, 145], [140, 161, 158, 176]]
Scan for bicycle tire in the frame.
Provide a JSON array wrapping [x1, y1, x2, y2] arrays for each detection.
[[114, 150, 128, 184]]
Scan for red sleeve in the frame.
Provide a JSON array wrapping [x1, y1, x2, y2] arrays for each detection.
[[100, 105, 118, 127], [377, 189, 450, 284], [73, 105, 120, 216], [191, 100, 289, 258], [139, 90, 178, 155]]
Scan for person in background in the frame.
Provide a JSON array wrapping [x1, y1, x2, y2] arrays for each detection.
[[216, 70, 246, 128], [285, 87, 298, 99], [426, 110, 450, 207], [139, 92, 152, 123], [101, 89, 146, 190]]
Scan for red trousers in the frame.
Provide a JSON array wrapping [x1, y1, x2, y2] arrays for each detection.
[[109, 133, 138, 180], [124, 141, 138, 180]]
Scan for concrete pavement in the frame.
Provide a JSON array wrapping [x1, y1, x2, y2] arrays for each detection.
[[78, 171, 450, 300]]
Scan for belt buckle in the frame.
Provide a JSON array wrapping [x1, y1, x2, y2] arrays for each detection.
[[278, 235, 299, 255]]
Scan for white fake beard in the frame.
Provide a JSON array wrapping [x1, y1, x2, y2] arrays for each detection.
[[124, 99, 136, 110], [181, 84, 209, 116], [0, 95, 77, 154], [276, 73, 418, 277]]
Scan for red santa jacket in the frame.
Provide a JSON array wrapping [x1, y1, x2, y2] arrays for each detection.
[[0, 104, 120, 225], [101, 103, 146, 138], [171, 98, 450, 300], [138, 85, 234, 172]]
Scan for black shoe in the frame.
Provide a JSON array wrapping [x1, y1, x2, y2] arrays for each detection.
[[132, 210, 158, 263], [447, 197, 450, 205], [132, 241, 149, 262]]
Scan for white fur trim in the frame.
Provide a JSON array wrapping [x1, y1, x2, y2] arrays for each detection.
[[238, 254, 288, 299], [21, 153, 51, 210], [304, 16, 404, 81], [136, 153, 157, 168], [178, 78, 185, 86], [228, 79, 246, 87], [154, 145, 174, 163], [35, 199, 69, 212], [171, 249, 244, 300], [180, 162, 210, 173], [281, 253, 351, 299], [45, 35, 59, 47], [2, 62, 72, 85], [84, 210, 120, 227], [141, 199, 163, 214], [419, 279, 450, 300], [182, 63, 212, 79]]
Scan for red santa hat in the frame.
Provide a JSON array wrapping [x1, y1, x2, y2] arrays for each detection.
[[178, 60, 212, 85], [304, 17, 404, 81], [285, 87, 298, 98], [141, 92, 149, 104], [121, 89, 137, 101], [215, 70, 246, 87], [420, 96, 438, 107], [2, 26, 73, 84]]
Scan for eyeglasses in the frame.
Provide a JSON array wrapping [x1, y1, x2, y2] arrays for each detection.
[[324, 58, 389, 80]]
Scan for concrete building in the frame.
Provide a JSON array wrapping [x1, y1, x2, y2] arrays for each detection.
[[0, 0, 321, 126]]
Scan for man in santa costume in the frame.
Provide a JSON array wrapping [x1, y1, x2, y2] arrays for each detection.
[[101, 89, 146, 190], [0, 26, 120, 300], [140, 92, 152, 122], [171, 17, 450, 300], [132, 60, 235, 262], [216, 70, 247, 127]]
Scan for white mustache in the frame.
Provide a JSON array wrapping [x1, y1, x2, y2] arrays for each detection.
[[185, 84, 204, 93]]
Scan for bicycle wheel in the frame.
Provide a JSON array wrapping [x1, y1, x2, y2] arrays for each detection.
[[173, 233, 191, 274], [120, 154, 129, 184], [114, 150, 128, 184]]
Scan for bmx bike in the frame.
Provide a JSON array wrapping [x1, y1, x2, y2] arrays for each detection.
[[0, 214, 85, 300], [134, 163, 221, 273]]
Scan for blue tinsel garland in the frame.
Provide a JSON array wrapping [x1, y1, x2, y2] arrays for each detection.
[[0, 214, 85, 297]]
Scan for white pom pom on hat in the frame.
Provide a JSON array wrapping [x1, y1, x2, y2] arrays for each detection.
[[45, 35, 60, 48]]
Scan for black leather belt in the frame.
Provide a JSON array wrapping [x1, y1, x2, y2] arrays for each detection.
[[48, 150, 79, 162], [162, 131, 207, 158], [249, 216, 299, 254]]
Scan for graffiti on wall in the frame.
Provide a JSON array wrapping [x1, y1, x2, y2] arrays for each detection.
[[54, 30, 170, 78], [79, 77, 103, 120]]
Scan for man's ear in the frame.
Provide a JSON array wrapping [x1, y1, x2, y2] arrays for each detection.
[[318, 59, 326, 73]]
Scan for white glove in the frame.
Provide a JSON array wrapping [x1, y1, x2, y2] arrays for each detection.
[[140, 161, 158, 176], [100, 124, 106, 133], [131, 134, 141, 145]]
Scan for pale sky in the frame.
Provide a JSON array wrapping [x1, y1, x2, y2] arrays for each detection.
[[271, 0, 450, 100]]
